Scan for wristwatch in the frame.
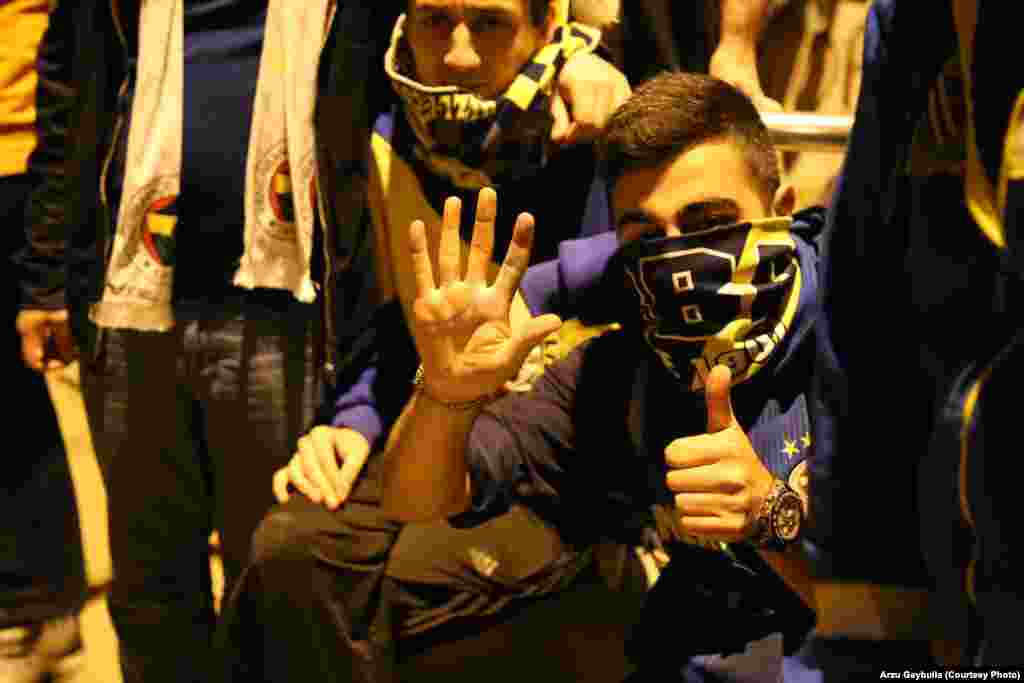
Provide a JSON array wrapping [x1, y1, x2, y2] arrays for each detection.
[[750, 478, 805, 551]]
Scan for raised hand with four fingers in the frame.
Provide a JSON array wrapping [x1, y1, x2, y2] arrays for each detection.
[[408, 187, 563, 405]]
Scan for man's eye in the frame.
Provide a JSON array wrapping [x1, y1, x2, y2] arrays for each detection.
[[472, 15, 507, 32], [418, 13, 452, 30], [621, 223, 659, 242], [681, 214, 739, 233]]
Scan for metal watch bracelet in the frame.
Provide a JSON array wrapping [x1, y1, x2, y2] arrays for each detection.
[[750, 478, 804, 551]]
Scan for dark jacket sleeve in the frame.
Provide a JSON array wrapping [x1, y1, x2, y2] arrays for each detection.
[[16, 0, 78, 311], [314, 1, 402, 390], [326, 299, 418, 449], [808, 0, 952, 587], [451, 345, 584, 528]]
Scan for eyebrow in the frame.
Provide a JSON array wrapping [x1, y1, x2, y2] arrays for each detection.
[[412, 2, 520, 17], [617, 199, 742, 233]]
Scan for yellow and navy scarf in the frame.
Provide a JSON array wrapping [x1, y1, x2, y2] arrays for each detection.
[[384, 14, 600, 189], [606, 217, 803, 393]]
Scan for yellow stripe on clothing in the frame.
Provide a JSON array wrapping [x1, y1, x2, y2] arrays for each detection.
[[997, 89, 1024, 221], [958, 362, 994, 606], [554, 0, 569, 24], [505, 74, 545, 110], [952, 0, 1005, 249]]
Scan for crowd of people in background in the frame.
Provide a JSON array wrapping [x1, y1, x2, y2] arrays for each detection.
[[2, 0, 1019, 681]]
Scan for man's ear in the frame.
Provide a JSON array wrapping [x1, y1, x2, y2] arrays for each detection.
[[772, 183, 796, 217], [570, 0, 621, 28]]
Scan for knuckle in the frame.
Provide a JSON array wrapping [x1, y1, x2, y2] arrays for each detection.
[[301, 454, 318, 478], [723, 514, 743, 534], [679, 518, 702, 536], [316, 444, 335, 465]]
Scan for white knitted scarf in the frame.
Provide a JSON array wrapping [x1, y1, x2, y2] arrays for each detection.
[[91, 0, 332, 331]]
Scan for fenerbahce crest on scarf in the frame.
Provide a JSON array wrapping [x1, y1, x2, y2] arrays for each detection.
[[607, 217, 802, 392]]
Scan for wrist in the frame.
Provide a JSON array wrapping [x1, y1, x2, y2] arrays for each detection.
[[718, 0, 771, 43], [749, 477, 805, 551], [709, 41, 760, 83], [412, 365, 499, 412]]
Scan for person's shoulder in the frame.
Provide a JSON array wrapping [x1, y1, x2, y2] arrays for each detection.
[[513, 326, 634, 400]]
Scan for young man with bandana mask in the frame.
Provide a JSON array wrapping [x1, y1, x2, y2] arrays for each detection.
[[379, 72, 823, 681], [218, 1, 631, 680]]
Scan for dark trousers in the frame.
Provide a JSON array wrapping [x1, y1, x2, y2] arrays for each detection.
[[79, 293, 322, 682], [1, 173, 88, 628], [218, 477, 802, 683], [218, 453, 589, 683]]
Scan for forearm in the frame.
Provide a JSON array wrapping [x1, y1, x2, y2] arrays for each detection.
[[717, 0, 771, 49], [380, 390, 477, 523], [710, 0, 771, 91]]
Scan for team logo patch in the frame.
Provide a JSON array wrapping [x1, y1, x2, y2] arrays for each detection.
[[142, 195, 179, 267], [269, 160, 296, 224]]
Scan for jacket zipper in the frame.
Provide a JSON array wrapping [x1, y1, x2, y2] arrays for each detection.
[[90, 0, 130, 360], [98, 82, 127, 222], [100, 0, 128, 244], [316, 1, 340, 386], [109, 0, 127, 48]]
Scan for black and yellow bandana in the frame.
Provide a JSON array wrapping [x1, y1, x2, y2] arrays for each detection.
[[609, 217, 803, 392], [384, 14, 601, 188]]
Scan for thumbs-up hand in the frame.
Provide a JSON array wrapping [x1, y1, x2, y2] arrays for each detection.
[[664, 365, 775, 543]]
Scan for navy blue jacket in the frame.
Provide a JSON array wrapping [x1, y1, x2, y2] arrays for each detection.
[[809, 0, 1023, 664]]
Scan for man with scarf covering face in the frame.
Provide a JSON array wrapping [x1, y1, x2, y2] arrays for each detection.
[[380, 72, 824, 681], [218, 1, 631, 681]]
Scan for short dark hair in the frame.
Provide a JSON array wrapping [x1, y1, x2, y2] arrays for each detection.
[[600, 72, 780, 202], [407, 0, 552, 27]]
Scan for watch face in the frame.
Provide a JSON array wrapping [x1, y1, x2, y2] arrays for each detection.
[[771, 491, 804, 543]]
